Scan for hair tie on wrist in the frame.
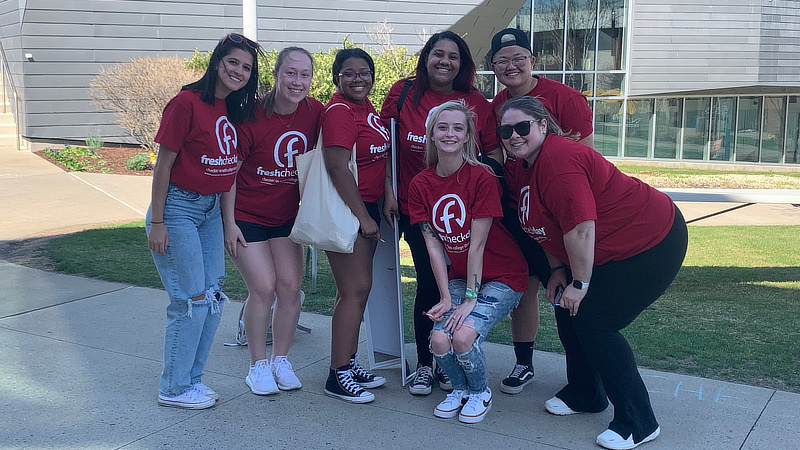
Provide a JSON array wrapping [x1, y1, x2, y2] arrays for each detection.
[[550, 264, 566, 272], [150, 221, 164, 224]]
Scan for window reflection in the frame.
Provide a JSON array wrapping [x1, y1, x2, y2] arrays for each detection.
[[710, 97, 737, 161], [566, 0, 597, 71], [533, 0, 566, 71], [736, 96, 762, 162], [625, 98, 653, 157], [654, 98, 682, 159], [761, 96, 786, 163], [593, 99, 623, 156], [682, 98, 711, 160], [787, 97, 800, 164], [598, 0, 626, 70]]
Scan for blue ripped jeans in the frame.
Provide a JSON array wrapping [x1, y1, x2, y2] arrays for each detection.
[[147, 184, 228, 398], [431, 279, 522, 394]]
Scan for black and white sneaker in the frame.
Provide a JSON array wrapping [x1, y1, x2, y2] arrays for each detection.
[[350, 354, 386, 389], [500, 363, 535, 394], [408, 363, 433, 395], [324, 368, 375, 404], [434, 365, 453, 391]]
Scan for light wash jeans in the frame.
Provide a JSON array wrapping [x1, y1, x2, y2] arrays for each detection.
[[146, 184, 228, 397], [432, 279, 522, 394]]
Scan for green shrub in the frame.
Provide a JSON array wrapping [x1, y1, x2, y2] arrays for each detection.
[[43, 146, 108, 172], [126, 152, 152, 171], [85, 134, 104, 151]]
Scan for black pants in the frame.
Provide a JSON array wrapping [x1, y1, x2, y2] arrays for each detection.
[[400, 213, 439, 367], [555, 206, 688, 443]]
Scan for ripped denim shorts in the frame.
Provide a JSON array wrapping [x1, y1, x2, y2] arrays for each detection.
[[433, 279, 522, 340]]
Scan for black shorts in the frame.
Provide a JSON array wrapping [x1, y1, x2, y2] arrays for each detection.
[[500, 204, 551, 286], [360, 201, 381, 232], [235, 219, 294, 243]]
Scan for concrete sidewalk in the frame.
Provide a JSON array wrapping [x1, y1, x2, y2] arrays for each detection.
[[1, 260, 799, 449], [2, 144, 800, 448]]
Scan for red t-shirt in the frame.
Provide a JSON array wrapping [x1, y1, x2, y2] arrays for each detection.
[[155, 90, 240, 194], [234, 98, 324, 226], [381, 79, 499, 215], [321, 92, 389, 203], [408, 163, 528, 293], [517, 134, 675, 266], [492, 76, 594, 140]]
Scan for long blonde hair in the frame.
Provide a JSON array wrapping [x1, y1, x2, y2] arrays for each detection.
[[424, 100, 485, 168]]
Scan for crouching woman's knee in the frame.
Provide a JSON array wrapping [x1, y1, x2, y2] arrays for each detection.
[[430, 329, 451, 355]]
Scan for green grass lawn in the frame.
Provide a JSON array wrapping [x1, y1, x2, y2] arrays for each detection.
[[44, 221, 800, 392]]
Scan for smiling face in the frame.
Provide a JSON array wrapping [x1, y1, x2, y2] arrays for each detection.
[[336, 57, 373, 103], [500, 108, 548, 164], [491, 45, 534, 91], [214, 47, 254, 99], [426, 38, 461, 92], [432, 109, 469, 158], [274, 50, 313, 109]]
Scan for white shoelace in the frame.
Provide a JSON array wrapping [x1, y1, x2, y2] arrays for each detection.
[[413, 366, 433, 385], [337, 370, 363, 394], [510, 364, 528, 378]]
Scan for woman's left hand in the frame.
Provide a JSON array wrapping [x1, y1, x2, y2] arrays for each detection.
[[444, 299, 476, 333], [224, 223, 247, 259], [559, 285, 588, 317]]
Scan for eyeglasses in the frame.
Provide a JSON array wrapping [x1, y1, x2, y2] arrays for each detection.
[[491, 55, 530, 71], [498, 120, 541, 139], [225, 33, 260, 50], [339, 71, 373, 81]]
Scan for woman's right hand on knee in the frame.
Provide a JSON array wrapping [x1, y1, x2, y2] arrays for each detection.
[[148, 224, 169, 255], [425, 297, 451, 323]]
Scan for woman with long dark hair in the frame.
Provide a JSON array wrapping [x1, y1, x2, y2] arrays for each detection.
[[147, 33, 261, 409], [380, 31, 502, 396]]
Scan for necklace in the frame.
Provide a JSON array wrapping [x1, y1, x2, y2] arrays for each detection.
[[275, 108, 297, 128]]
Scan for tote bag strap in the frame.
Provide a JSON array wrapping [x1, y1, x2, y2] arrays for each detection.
[[324, 102, 358, 182]]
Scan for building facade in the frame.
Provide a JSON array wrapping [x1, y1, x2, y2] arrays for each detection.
[[2, 0, 799, 165]]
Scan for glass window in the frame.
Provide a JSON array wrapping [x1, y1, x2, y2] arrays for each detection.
[[597, 0, 626, 70], [786, 96, 800, 164], [682, 98, 711, 160], [736, 96, 762, 162], [761, 96, 786, 164], [541, 73, 564, 83], [654, 98, 682, 159], [593, 99, 623, 157], [565, 73, 593, 96], [595, 73, 624, 96], [474, 73, 495, 100], [710, 97, 737, 162], [566, 0, 598, 71], [533, 0, 566, 71], [624, 98, 653, 158]]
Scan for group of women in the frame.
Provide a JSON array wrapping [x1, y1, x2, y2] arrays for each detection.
[[146, 30, 686, 450]]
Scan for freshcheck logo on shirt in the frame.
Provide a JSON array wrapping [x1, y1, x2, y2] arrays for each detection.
[[432, 194, 466, 234], [368, 113, 390, 142], [519, 186, 530, 223], [216, 116, 237, 156], [274, 131, 307, 169]]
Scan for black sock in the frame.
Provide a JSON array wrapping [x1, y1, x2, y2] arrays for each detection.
[[335, 364, 350, 372], [513, 341, 534, 367]]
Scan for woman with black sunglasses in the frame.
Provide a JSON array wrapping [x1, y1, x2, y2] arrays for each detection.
[[498, 96, 688, 450], [380, 31, 502, 397], [320, 48, 391, 404], [147, 33, 260, 410]]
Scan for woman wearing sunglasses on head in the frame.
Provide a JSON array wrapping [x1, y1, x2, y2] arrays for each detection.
[[499, 96, 688, 450], [407, 100, 527, 424], [380, 31, 502, 397], [320, 48, 392, 404], [147, 32, 260, 410], [221, 47, 323, 396]]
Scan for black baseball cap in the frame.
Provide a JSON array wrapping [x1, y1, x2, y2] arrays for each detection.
[[490, 28, 532, 61]]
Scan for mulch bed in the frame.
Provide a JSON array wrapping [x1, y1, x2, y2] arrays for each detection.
[[34, 145, 154, 176]]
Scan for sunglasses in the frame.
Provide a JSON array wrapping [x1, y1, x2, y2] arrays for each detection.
[[498, 120, 542, 139], [225, 33, 260, 50]]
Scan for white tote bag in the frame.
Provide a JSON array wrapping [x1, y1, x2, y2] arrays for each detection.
[[290, 130, 360, 253]]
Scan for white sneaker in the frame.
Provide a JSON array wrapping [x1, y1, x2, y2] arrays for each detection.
[[158, 389, 215, 409], [271, 356, 302, 391], [433, 389, 468, 418], [246, 360, 279, 395], [192, 382, 219, 400], [545, 396, 578, 415], [597, 427, 660, 450], [458, 387, 492, 424]]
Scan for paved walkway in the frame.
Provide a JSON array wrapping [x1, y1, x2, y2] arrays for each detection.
[[2, 143, 800, 449]]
